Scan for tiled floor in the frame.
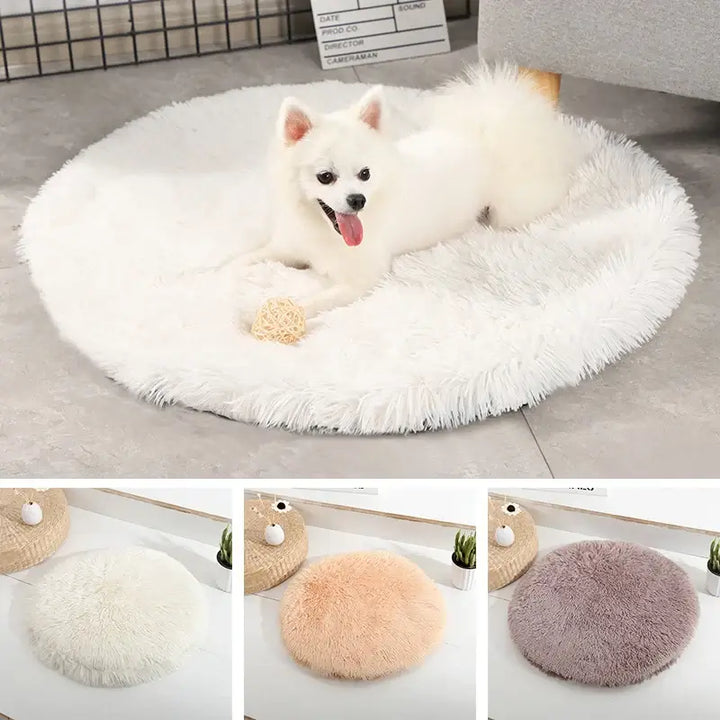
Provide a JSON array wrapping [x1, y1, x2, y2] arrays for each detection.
[[1, 18, 718, 478]]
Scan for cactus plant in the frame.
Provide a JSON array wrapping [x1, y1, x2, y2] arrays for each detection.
[[452, 530, 476, 570], [219, 524, 232, 568], [709, 538, 720, 576]]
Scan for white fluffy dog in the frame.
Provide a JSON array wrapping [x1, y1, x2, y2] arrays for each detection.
[[241, 64, 579, 318]]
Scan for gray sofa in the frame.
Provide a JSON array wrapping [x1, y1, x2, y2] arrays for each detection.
[[476, 0, 720, 101]]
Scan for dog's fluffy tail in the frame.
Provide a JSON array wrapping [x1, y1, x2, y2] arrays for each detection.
[[427, 63, 580, 228]]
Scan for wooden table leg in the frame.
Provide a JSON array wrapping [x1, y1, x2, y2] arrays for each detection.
[[519, 68, 562, 106]]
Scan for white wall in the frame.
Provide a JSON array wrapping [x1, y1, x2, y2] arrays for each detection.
[[119, 488, 232, 517], [249, 487, 477, 526], [493, 487, 720, 534], [65, 488, 231, 545]]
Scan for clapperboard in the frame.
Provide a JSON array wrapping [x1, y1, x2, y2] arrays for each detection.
[[311, 0, 450, 69]]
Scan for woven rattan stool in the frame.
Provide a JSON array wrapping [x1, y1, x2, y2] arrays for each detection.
[[488, 496, 537, 591], [0, 488, 70, 574], [244, 497, 308, 594]]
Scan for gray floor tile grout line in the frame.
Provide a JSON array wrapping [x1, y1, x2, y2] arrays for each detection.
[[520, 408, 555, 479]]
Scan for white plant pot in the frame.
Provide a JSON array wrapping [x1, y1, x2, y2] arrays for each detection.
[[21, 501, 43, 526], [264, 523, 285, 546], [216, 554, 232, 593], [706, 566, 720, 597], [451, 560, 475, 591]]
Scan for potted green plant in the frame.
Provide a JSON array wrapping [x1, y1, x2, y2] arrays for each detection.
[[451, 529, 476, 590], [706, 538, 720, 597], [216, 524, 232, 593]]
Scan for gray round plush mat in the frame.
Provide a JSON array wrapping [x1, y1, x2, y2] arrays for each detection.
[[508, 540, 699, 687]]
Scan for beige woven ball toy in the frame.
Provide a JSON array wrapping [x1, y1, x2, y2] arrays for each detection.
[[251, 297, 306, 344]]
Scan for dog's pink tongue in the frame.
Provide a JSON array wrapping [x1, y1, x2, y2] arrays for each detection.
[[336, 213, 363, 246]]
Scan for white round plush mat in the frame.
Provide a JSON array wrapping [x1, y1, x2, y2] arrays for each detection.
[[26, 547, 207, 687], [20, 82, 700, 434]]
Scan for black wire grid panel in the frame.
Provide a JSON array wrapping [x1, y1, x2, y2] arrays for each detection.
[[0, 0, 471, 82]]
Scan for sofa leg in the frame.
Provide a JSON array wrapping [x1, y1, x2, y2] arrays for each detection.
[[520, 68, 562, 106]]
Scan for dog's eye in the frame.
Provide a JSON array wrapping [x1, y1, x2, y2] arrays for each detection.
[[358, 168, 370, 181], [316, 171, 336, 185]]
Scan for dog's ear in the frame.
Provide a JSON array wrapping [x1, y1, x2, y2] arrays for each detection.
[[278, 97, 315, 145], [356, 86, 384, 131]]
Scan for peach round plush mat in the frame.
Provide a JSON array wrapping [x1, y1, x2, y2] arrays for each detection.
[[508, 541, 699, 687], [279, 551, 446, 680]]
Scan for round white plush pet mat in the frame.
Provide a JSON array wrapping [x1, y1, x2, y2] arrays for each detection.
[[20, 83, 700, 434], [26, 547, 207, 687]]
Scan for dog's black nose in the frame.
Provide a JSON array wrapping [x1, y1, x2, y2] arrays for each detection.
[[346, 194, 366, 212]]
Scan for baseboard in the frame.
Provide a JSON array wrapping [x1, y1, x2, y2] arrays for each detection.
[[489, 491, 716, 558], [247, 490, 473, 550], [65, 488, 229, 545]]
